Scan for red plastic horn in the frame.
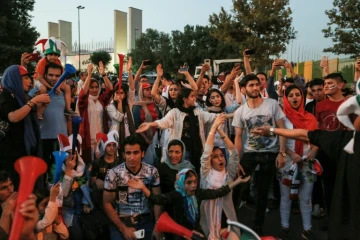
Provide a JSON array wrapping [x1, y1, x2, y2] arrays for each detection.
[[9, 156, 47, 240], [156, 212, 204, 240], [117, 54, 125, 95]]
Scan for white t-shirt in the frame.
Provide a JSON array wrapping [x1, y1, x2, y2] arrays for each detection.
[[232, 98, 285, 153]]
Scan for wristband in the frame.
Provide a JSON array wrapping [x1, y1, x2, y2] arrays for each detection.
[[209, 132, 215, 135], [102, 73, 106, 77]]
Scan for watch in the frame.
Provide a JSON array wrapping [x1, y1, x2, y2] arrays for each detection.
[[279, 152, 286, 157], [101, 73, 106, 77], [269, 127, 275, 136]]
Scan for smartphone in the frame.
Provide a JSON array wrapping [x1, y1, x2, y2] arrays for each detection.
[[180, 62, 189, 72], [143, 60, 152, 66], [30, 52, 41, 62], [276, 59, 286, 65], [204, 59, 211, 66], [245, 49, 256, 55], [134, 229, 145, 239]]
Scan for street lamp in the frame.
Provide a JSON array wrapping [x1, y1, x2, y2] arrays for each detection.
[[134, 28, 139, 50], [77, 5, 85, 71]]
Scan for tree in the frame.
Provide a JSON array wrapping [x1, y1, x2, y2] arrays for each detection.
[[0, 0, 39, 73], [209, 0, 297, 70], [90, 51, 112, 67], [322, 0, 360, 58]]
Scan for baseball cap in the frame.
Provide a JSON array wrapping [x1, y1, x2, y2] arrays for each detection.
[[18, 66, 30, 76], [141, 83, 152, 89]]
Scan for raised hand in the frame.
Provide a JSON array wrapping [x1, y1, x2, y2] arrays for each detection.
[[213, 114, 226, 129], [50, 182, 61, 201], [21, 52, 32, 66], [127, 57, 133, 72], [87, 64, 94, 75], [99, 61, 105, 75], [1, 192, 17, 215], [201, 64, 211, 74], [156, 63, 163, 77], [32, 93, 50, 104]]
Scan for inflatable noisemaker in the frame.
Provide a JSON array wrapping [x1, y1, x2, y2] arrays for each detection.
[[52, 151, 69, 184], [71, 116, 83, 154], [156, 212, 205, 240], [117, 54, 125, 94], [9, 156, 47, 240], [49, 64, 76, 96], [225, 220, 277, 240]]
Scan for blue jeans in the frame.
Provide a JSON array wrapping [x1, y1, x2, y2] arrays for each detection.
[[109, 219, 154, 240]]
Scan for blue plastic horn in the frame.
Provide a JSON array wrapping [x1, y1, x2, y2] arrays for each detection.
[[71, 116, 83, 154], [52, 151, 69, 183], [49, 64, 76, 96]]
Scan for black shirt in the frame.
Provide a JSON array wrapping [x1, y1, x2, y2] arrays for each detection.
[[308, 130, 360, 240], [0, 90, 27, 157], [91, 156, 120, 181]]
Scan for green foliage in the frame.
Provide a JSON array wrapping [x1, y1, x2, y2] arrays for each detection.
[[322, 0, 360, 58], [90, 51, 112, 67], [128, 26, 239, 75], [209, 0, 297, 70], [0, 0, 39, 73]]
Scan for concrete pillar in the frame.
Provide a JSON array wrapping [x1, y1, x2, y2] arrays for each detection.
[[114, 10, 127, 63], [129, 7, 142, 50]]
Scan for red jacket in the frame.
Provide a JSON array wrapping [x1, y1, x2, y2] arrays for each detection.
[[78, 88, 112, 163]]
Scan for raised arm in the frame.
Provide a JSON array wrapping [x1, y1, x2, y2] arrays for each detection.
[[197, 65, 210, 90], [82, 64, 94, 95], [134, 60, 148, 82], [178, 67, 198, 91], [127, 57, 135, 91], [284, 60, 297, 79], [234, 74, 243, 104], [221, 65, 241, 94], [99, 61, 113, 90], [151, 64, 163, 104], [251, 125, 309, 142], [243, 49, 252, 75], [320, 57, 330, 77]]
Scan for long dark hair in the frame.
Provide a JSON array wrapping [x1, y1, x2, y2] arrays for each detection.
[[175, 87, 193, 108], [285, 85, 303, 98], [112, 83, 130, 109], [205, 88, 226, 109]]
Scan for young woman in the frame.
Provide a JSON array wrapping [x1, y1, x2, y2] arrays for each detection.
[[136, 87, 217, 174], [34, 183, 69, 240], [107, 57, 135, 152], [77, 62, 113, 162], [205, 77, 241, 153], [277, 85, 320, 240], [200, 115, 241, 240], [127, 168, 249, 238], [158, 139, 194, 194]]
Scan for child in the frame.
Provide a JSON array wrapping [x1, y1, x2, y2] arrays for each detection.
[[34, 37, 77, 119], [127, 168, 250, 238], [200, 114, 241, 240], [34, 183, 69, 240]]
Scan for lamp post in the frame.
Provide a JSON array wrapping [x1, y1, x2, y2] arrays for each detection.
[[134, 28, 139, 50], [77, 5, 85, 71]]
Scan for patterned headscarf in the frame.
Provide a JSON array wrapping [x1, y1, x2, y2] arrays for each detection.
[[174, 168, 199, 226]]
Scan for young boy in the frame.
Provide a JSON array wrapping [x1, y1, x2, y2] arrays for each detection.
[[34, 37, 77, 118]]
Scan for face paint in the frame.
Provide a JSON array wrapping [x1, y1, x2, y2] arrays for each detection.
[[329, 84, 337, 90]]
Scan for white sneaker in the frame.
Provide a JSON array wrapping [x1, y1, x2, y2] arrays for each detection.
[[266, 207, 270, 214], [312, 204, 325, 218]]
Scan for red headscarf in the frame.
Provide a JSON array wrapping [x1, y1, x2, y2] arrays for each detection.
[[283, 87, 318, 156]]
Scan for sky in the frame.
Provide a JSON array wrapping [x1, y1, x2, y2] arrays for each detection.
[[31, 0, 341, 61]]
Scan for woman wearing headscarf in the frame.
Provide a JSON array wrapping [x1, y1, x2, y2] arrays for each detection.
[[157, 139, 194, 194], [0, 65, 50, 187], [107, 58, 135, 157], [127, 168, 249, 239], [277, 85, 321, 240], [77, 62, 113, 162]]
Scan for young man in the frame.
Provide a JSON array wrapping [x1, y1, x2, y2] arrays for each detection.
[[305, 78, 326, 116], [232, 74, 286, 235], [0, 171, 14, 215], [77, 71, 88, 96], [103, 135, 162, 240]]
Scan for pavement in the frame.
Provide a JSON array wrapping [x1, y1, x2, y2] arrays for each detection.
[[236, 202, 328, 240]]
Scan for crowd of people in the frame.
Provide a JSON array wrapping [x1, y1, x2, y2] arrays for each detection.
[[0, 37, 359, 240]]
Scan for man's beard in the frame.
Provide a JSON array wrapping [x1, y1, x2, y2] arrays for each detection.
[[246, 90, 260, 99]]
